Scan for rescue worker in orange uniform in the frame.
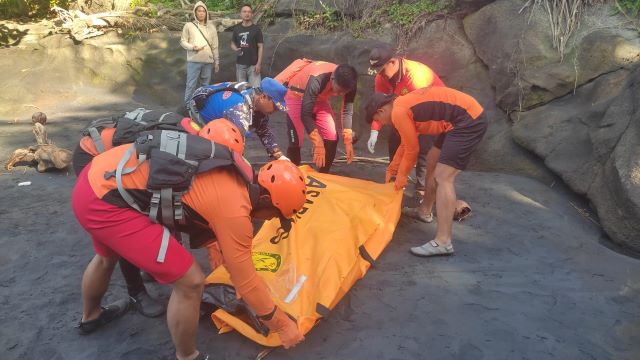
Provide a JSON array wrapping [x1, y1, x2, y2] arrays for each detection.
[[72, 126, 306, 359], [365, 87, 487, 257], [72, 111, 244, 318], [276, 60, 358, 173], [367, 44, 445, 200], [72, 110, 201, 318]]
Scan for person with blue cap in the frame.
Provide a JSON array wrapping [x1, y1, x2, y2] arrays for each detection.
[[188, 77, 290, 160]]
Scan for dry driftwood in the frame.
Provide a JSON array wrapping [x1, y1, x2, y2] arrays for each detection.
[[5, 122, 72, 173]]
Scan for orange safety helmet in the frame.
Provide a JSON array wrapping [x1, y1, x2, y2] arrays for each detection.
[[198, 119, 244, 153], [257, 160, 307, 219]]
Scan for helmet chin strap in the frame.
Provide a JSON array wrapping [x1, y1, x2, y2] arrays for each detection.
[[250, 189, 293, 231], [279, 215, 292, 232]]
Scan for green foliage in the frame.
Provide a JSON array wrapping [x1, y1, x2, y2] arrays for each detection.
[[202, 0, 260, 12], [617, 0, 640, 16], [345, 0, 451, 38], [137, 0, 265, 11], [296, 1, 341, 32], [0, 0, 67, 18], [377, 0, 450, 31], [130, 0, 146, 9]]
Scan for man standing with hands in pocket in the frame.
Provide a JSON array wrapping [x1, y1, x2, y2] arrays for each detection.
[[231, 4, 263, 87], [181, 1, 219, 103]]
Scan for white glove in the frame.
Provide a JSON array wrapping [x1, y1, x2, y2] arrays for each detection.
[[367, 130, 379, 154], [279, 155, 291, 161]]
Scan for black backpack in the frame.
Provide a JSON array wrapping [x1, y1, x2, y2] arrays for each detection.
[[104, 129, 259, 262], [82, 109, 189, 154]]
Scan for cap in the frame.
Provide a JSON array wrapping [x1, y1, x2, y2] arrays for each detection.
[[260, 77, 288, 112], [364, 92, 396, 124], [368, 44, 395, 74]]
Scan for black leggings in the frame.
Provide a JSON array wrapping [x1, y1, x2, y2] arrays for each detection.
[[73, 145, 146, 297]]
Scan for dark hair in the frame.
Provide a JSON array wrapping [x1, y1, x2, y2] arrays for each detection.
[[240, 3, 252, 11], [364, 93, 396, 124], [333, 64, 358, 91]]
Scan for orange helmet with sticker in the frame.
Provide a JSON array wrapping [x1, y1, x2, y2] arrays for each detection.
[[198, 119, 244, 153], [257, 160, 307, 219]]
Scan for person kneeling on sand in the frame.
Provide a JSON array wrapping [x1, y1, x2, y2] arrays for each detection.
[[365, 87, 487, 257], [72, 127, 306, 359]]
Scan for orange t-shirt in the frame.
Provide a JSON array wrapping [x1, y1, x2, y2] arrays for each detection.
[[387, 87, 484, 181], [371, 58, 446, 131], [88, 144, 275, 315]]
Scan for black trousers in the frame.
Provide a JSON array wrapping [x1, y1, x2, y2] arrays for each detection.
[[72, 145, 146, 297], [387, 128, 432, 192]]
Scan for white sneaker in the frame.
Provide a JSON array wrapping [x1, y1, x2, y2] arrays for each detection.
[[410, 240, 454, 257]]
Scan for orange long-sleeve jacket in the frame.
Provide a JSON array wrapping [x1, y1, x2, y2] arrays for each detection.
[[371, 58, 445, 131], [386, 87, 484, 183]]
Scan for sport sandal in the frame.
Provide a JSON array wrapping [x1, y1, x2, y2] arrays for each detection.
[[410, 240, 454, 257], [78, 298, 131, 335]]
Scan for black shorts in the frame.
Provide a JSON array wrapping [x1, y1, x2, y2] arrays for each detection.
[[434, 113, 487, 171]]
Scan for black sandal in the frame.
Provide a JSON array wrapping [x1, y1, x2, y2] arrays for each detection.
[[78, 298, 131, 335]]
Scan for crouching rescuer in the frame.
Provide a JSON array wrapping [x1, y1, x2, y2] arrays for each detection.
[[275, 59, 358, 172], [72, 127, 308, 359]]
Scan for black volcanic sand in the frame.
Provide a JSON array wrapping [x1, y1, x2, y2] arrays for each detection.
[[1, 102, 639, 360]]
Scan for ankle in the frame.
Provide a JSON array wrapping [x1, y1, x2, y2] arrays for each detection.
[[177, 350, 199, 360], [433, 238, 451, 247], [82, 308, 102, 323]]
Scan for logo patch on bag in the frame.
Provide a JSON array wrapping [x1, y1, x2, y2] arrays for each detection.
[[222, 91, 232, 100], [252, 252, 282, 272]]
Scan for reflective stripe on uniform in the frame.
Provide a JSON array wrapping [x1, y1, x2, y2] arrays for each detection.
[[156, 226, 171, 263]]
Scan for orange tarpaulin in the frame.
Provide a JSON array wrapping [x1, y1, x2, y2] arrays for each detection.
[[205, 166, 402, 346]]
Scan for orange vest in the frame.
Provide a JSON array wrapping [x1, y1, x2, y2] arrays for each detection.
[[282, 60, 337, 98]]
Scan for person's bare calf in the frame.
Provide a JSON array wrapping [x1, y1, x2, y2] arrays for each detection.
[[82, 255, 118, 322], [418, 146, 441, 217], [433, 163, 461, 246], [168, 262, 205, 360]]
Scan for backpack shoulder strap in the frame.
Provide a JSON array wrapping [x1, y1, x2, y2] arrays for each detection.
[[124, 108, 153, 123], [82, 117, 119, 154]]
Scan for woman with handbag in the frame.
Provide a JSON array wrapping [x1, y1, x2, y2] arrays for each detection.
[[180, 1, 219, 103]]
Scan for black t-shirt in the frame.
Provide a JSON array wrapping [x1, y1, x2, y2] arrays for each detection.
[[232, 24, 263, 66]]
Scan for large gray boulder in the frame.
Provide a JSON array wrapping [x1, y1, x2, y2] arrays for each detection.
[[512, 67, 640, 251], [454, 0, 497, 14], [406, 18, 554, 181], [463, 0, 640, 112]]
